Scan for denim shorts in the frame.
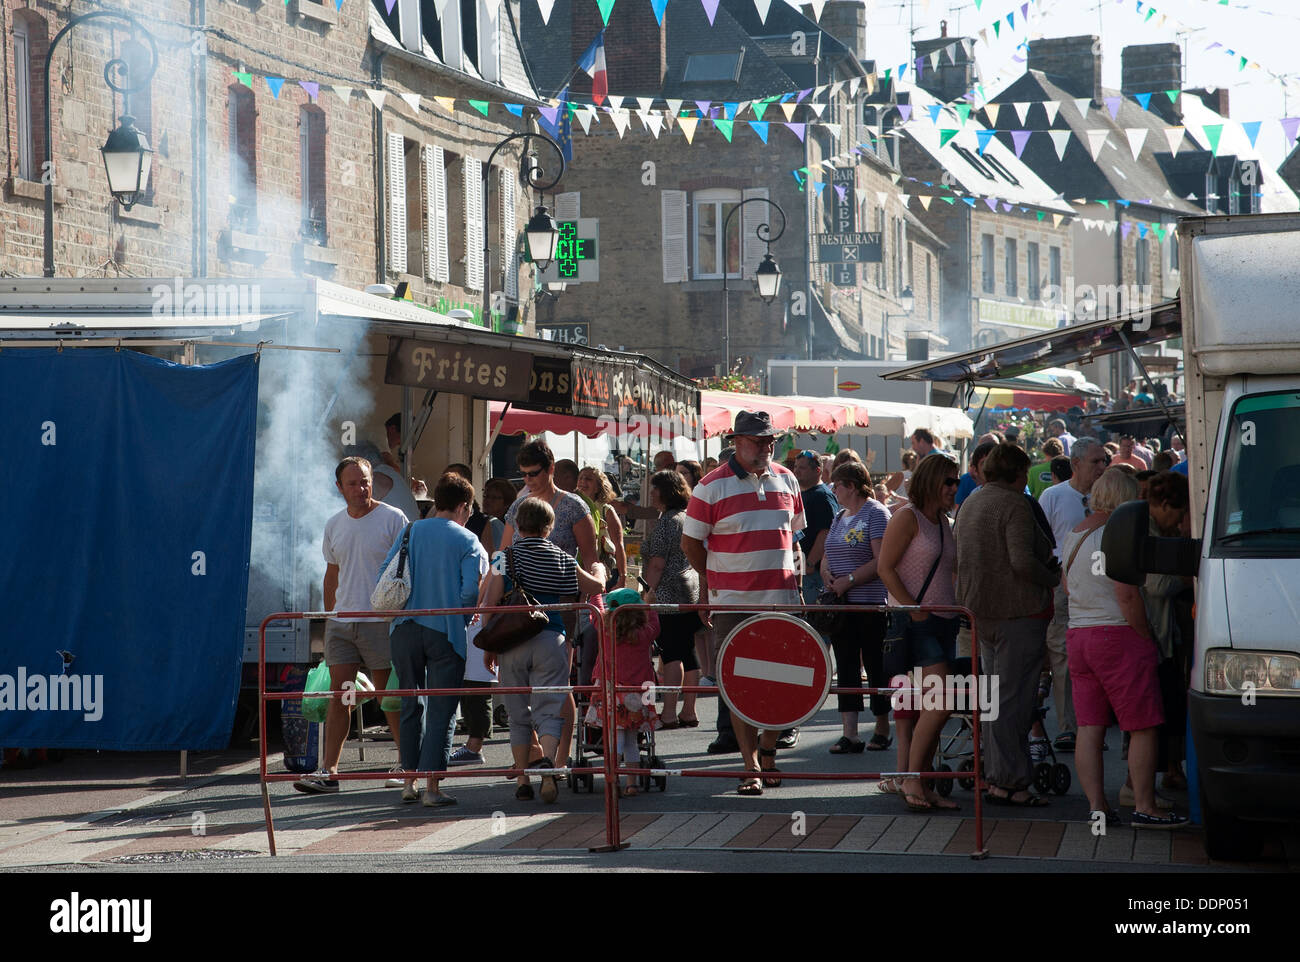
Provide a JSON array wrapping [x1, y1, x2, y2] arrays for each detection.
[[908, 614, 960, 668]]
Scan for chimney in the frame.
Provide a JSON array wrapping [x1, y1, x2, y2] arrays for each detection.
[[1186, 87, 1230, 119], [1122, 43, 1183, 123], [911, 34, 979, 104], [807, 0, 866, 60], [570, 0, 666, 99], [1028, 35, 1102, 105]]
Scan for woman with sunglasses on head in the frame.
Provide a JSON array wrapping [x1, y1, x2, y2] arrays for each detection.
[[877, 452, 961, 811]]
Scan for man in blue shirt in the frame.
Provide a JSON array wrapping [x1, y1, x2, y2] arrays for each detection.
[[791, 449, 839, 598], [955, 440, 998, 512]]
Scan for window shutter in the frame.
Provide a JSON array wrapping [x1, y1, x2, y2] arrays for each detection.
[[464, 157, 484, 291], [422, 145, 448, 282], [661, 190, 687, 283], [501, 169, 518, 300], [555, 191, 580, 221], [741, 187, 769, 280], [386, 132, 407, 275]]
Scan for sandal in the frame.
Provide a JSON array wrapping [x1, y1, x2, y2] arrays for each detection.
[[620, 783, 640, 798], [737, 776, 763, 796], [515, 783, 534, 800], [902, 792, 933, 813], [659, 720, 682, 730], [986, 786, 1050, 807], [679, 717, 700, 728], [878, 777, 902, 795], [529, 757, 560, 804], [758, 746, 782, 787], [829, 735, 865, 754], [866, 733, 892, 752]]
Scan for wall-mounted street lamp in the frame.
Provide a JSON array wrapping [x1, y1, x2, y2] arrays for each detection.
[[43, 12, 158, 277], [882, 285, 915, 360], [482, 132, 565, 331], [721, 196, 786, 374]]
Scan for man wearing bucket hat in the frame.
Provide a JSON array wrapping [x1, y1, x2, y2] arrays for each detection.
[[681, 411, 806, 794]]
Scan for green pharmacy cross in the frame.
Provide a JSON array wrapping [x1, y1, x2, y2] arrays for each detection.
[[536, 218, 600, 284]]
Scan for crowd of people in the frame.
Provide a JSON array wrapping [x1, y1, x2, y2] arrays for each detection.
[[292, 407, 1192, 828]]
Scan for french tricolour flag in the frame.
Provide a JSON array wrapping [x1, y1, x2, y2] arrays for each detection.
[[577, 30, 608, 107]]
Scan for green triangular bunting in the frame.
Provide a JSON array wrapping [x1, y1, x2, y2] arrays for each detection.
[[955, 104, 971, 125], [1036, 211, 1046, 221], [1165, 89, 1179, 103], [715, 119, 734, 142], [468, 100, 490, 116], [752, 101, 769, 121], [1203, 123, 1224, 154], [938, 128, 959, 148], [597, 0, 616, 25]]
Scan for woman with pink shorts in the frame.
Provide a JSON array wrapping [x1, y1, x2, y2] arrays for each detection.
[[1061, 468, 1188, 830]]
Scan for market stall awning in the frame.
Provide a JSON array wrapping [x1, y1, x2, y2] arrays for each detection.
[[829, 398, 974, 441], [699, 391, 860, 437], [975, 387, 1085, 410], [883, 300, 1182, 383]]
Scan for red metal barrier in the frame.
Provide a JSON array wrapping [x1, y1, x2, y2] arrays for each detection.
[[598, 602, 989, 858], [259, 600, 989, 858], [257, 602, 606, 857]]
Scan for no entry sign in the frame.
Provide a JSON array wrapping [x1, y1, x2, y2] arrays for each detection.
[[717, 614, 832, 730]]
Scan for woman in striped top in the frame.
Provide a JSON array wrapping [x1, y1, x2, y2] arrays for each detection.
[[878, 452, 961, 812], [820, 462, 893, 755]]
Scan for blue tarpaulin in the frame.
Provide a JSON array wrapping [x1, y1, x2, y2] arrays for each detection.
[[0, 349, 259, 750]]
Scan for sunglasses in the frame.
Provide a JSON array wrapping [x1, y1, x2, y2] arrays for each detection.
[[741, 436, 778, 448], [520, 467, 547, 479], [942, 477, 960, 488]]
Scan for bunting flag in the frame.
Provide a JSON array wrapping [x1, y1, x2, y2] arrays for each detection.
[[536, 0, 555, 24], [665, 99, 683, 116], [1042, 101, 1059, 124], [807, 0, 826, 20], [607, 95, 624, 110], [785, 122, 805, 142], [750, 120, 769, 143], [364, 89, 387, 110], [1202, 123, 1224, 155], [1163, 126, 1185, 156], [955, 103, 971, 125], [701, 0, 719, 25], [1104, 96, 1121, 120], [1136, 92, 1152, 110], [596, 0, 615, 25], [504, 103, 524, 117], [976, 129, 996, 154], [938, 129, 959, 148], [723, 102, 738, 120], [1121, 221, 1134, 239], [928, 104, 944, 125], [1012, 102, 1029, 125], [266, 77, 285, 98], [810, 102, 827, 118], [752, 0, 771, 24], [678, 116, 699, 144], [813, 182, 826, 197], [985, 103, 1001, 127], [1010, 129, 1031, 158], [1049, 129, 1071, 161], [780, 102, 798, 121], [1085, 129, 1109, 161], [400, 92, 421, 113], [1125, 128, 1148, 160], [1074, 97, 1091, 118], [468, 99, 490, 116], [332, 85, 352, 103], [299, 81, 319, 102], [1282, 117, 1300, 150], [1241, 120, 1262, 148], [834, 185, 847, 203], [918, 195, 931, 210], [433, 95, 454, 113], [897, 104, 912, 122], [695, 100, 712, 117], [233, 71, 252, 88], [575, 104, 596, 134], [714, 118, 734, 142], [610, 108, 632, 138]]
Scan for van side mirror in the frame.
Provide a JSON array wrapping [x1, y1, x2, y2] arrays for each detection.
[[1102, 500, 1201, 585]]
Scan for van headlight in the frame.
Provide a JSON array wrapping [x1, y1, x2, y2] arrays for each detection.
[[1205, 650, 1300, 695]]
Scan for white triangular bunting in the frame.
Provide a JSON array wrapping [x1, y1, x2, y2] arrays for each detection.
[[1049, 129, 1071, 160], [666, 99, 683, 116], [637, 97, 654, 113], [807, 0, 826, 20], [610, 108, 631, 138], [1013, 102, 1030, 124], [849, 78, 861, 97], [535, 0, 555, 24], [1163, 126, 1185, 156], [1125, 128, 1148, 160], [753, 0, 772, 24], [1043, 101, 1060, 124], [607, 95, 624, 111], [855, 188, 867, 204], [929, 51, 940, 70], [399, 92, 421, 112], [1074, 97, 1091, 118], [333, 86, 353, 103], [364, 89, 387, 110], [575, 107, 595, 134], [814, 85, 828, 98], [810, 102, 827, 117], [876, 191, 888, 206], [640, 111, 663, 138], [1086, 129, 1109, 161]]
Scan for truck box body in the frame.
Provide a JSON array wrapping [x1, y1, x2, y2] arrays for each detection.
[[1178, 213, 1300, 852]]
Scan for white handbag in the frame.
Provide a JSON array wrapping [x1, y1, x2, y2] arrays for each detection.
[[370, 525, 413, 611]]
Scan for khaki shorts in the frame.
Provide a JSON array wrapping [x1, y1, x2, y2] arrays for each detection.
[[324, 620, 392, 672]]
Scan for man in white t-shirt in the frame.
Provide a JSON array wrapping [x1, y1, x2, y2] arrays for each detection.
[[295, 456, 410, 794], [1036, 438, 1108, 753]]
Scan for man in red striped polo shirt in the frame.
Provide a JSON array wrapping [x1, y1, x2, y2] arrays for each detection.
[[682, 411, 806, 795]]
